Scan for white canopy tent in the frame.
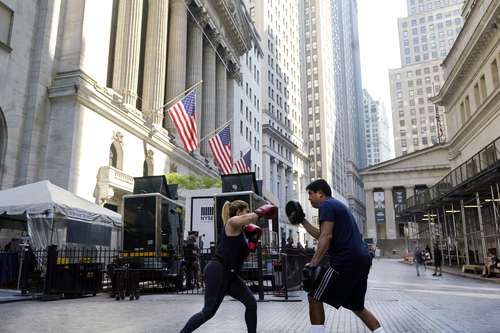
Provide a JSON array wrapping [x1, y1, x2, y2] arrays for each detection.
[[0, 180, 121, 249]]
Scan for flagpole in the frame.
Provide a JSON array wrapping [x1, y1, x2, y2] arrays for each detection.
[[198, 119, 233, 144], [152, 80, 203, 115]]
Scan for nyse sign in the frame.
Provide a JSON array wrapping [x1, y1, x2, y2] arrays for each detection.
[[191, 197, 215, 247], [200, 206, 214, 223]]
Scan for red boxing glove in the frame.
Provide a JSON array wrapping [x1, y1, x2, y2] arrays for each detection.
[[244, 224, 262, 252], [254, 204, 277, 219]]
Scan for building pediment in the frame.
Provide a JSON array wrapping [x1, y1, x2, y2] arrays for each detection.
[[202, 0, 259, 58], [361, 145, 450, 175]]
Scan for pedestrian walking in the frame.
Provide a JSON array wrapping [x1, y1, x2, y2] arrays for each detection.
[[433, 244, 443, 277], [375, 247, 381, 261], [414, 246, 424, 276], [423, 245, 431, 271]]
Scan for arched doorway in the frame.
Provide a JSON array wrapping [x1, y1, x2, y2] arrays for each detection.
[[108, 141, 123, 170]]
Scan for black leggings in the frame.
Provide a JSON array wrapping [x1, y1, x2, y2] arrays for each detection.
[[180, 261, 257, 333]]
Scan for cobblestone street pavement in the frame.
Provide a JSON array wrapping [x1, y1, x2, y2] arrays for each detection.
[[1, 259, 499, 332]]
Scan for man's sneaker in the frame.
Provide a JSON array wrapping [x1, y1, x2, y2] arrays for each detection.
[[432, 273, 437, 276]]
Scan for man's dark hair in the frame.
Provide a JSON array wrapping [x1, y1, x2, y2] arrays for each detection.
[[306, 179, 332, 197]]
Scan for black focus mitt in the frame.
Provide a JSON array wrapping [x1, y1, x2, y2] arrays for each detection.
[[302, 266, 324, 293], [285, 200, 305, 225]]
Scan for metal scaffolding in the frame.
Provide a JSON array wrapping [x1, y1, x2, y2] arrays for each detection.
[[398, 136, 500, 268]]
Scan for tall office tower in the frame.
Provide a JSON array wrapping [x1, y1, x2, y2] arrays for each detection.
[[300, 0, 339, 196], [363, 89, 393, 166], [250, 0, 311, 247], [389, 0, 464, 157], [231, 4, 264, 181], [331, 0, 367, 232]]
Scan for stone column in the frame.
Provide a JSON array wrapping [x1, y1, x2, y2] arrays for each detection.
[[165, 0, 187, 133], [405, 186, 414, 202], [201, 34, 216, 157], [113, 0, 143, 107], [264, 154, 272, 192], [287, 168, 294, 201], [215, 56, 228, 128], [186, 11, 204, 145], [280, 165, 287, 204], [365, 189, 376, 240], [226, 74, 235, 123], [281, 164, 290, 202], [142, 0, 169, 125], [385, 188, 396, 239]]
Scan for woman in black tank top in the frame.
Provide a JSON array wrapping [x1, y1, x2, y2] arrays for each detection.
[[180, 200, 277, 333]]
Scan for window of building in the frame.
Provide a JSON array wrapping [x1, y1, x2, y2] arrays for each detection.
[[109, 143, 120, 169], [474, 82, 481, 106], [465, 95, 471, 118], [0, 2, 13, 50], [479, 75, 487, 101], [492, 59, 499, 87], [459, 102, 466, 124]]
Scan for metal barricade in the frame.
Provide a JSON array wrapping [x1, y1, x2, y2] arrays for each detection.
[[22, 242, 315, 300]]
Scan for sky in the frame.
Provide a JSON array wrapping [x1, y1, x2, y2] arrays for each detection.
[[358, 0, 407, 112]]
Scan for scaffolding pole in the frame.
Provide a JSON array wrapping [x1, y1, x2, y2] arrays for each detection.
[[442, 207, 451, 266], [476, 192, 488, 264], [429, 210, 435, 257], [460, 199, 470, 265], [493, 184, 500, 253], [451, 203, 460, 266]]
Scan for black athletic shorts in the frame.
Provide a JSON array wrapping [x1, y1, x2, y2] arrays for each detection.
[[308, 261, 371, 311]]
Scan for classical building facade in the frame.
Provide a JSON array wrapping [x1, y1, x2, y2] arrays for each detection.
[[361, 145, 450, 253], [389, 0, 464, 157], [0, 0, 258, 212], [363, 89, 393, 166], [362, 0, 500, 262], [423, 0, 500, 266]]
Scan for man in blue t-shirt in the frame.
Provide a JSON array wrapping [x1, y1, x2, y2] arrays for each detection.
[[299, 179, 385, 333]]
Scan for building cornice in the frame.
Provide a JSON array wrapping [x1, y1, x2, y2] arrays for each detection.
[[212, 0, 258, 57], [262, 124, 298, 151], [263, 108, 292, 133], [360, 164, 451, 177], [360, 144, 448, 173], [432, 2, 500, 105], [446, 84, 500, 157]]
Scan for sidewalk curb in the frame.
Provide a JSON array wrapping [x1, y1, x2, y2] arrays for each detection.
[[0, 297, 33, 304], [0, 289, 35, 304], [399, 261, 500, 284]]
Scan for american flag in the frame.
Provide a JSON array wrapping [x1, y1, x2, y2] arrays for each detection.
[[234, 150, 251, 173], [167, 90, 198, 153], [208, 125, 233, 175]]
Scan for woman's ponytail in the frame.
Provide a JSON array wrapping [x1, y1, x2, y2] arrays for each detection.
[[221, 201, 231, 225]]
